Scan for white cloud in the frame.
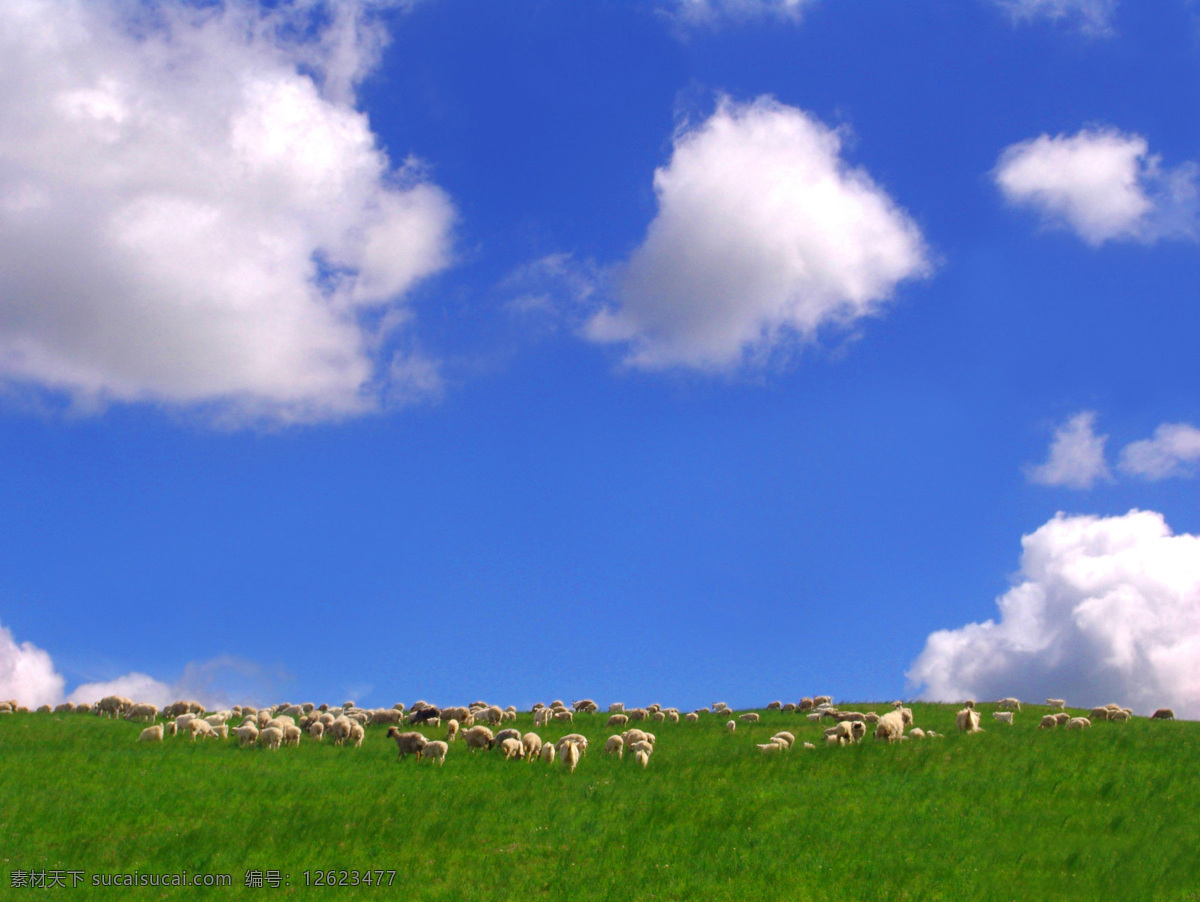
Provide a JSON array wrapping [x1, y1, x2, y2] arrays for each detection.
[[0, 621, 65, 708], [1119, 423, 1200, 480], [908, 510, 1200, 718], [994, 0, 1118, 34], [995, 127, 1198, 245], [585, 96, 929, 371], [668, 0, 817, 26], [0, 0, 454, 423], [1025, 411, 1112, 489]]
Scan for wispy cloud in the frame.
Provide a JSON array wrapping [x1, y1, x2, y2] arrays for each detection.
[[993, 0, 1119, 35], [1025, 411, 1112, 489], [1118, 423, 1200, 480]]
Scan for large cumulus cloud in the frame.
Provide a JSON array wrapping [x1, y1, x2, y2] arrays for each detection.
[[908, 510, 1200, 717], [584, 96, 929, 371], [0, 0, 453, 422], [0, 621, 64, 708]]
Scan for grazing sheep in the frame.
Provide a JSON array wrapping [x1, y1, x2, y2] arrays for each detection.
[[813, 696, 833, 707], [782, 703, 796, 713], [628, 740, 654, 757], [499, 737, 524, 760], [494, 728, 522, 745], [329, 717, 353, 746], [126, 703, 158, 723], [235, 723, 260, 747], [1046, 698, 1066, 710], [309, 722, 325, 741], [1090, 707, 1110, 722], [165, 721, 177, 737], [572, 699, 597, 713], [806, 713, 823, 723], [446, 719, 460, 742], [863, 712, 880, 725], [634, 749, 650, 768], [771, 731, 795, 749], [824, 721, 862, 746], [522, 732, 543, 760], [604, 735, 624, 759], [348, 723, 365, 748], [258, 726, 283, 751], [561, 740, 581, 773], [540, 741, 556, 764], [767, 700, 783, 711], [1109, 709, 1131, 722], [758, 741, 784, 754], [606, 714, 629, 728], [281, 724, 302, 747], [553, 710, 575, 723], [685, 712, 699, 723], [956, 707, 983, 734], [726, 720, 736, 732], [874, 709, 907, 743], [622, 729, 650, 747], [557, 734, 590, 757], [420, 740, 449, 766], [1054, 712, 1071, 726], [409, 706, 443, 727], [138, 724, 164, 742], [651, 711, 666, 722], [797, 698, 814, 712], [1066, 717, 1091, 730], [802, 741, 816, 749], [369, 708, 403, 726], [462, 725, 495, 750], [997, 697, 1022, 712], [627, 708, 648, 721], [738, 712, 761, 723], [189, 720, 218, 741], [908, 728, 926, 740], [1151, 708, 1175, 720], [608, 702, 625, 714], [992, 711, 1014, 725], [386, 727, 429, 759]]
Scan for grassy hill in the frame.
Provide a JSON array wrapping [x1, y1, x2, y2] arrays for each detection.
[[0, 703, 1196, 900]]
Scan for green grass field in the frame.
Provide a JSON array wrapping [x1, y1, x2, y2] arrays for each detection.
[[1, 704, 1196, 900]]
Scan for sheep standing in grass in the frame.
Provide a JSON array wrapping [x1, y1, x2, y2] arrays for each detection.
[[522, 733, 543, 761], [348, 723, 365, 748], [1151, 708, 1175, 720], [138, 724, 163, 743], [329, 716, 353, 746], [1046, 698, 1066, 710], [386, 727, 429, 760], [309, 722, 324, 741], [540, 742, 556, 764], [421, 740, 448, 766], [259, 726, 283, 751], [726, 720, 736, 732], [499, 737, 524, 760], [992, 711, 1014, 726], [685, 712, 699, 723], [739, 712, 760, 724], [772, 731, 795, 749], [635, 749, 650, 768], [607, 713, 629, 728], [237, 723, 260, 747], [956, 703, 983, 734], [280, 724, 301, 747], [462, 726, 495, 751], [446, 719, 460, 742], [189, 720, 218, 741], [605, 735, 624, 759], [1066, 717, 1091, 730], [1054, 712, 1071, 726], [874, 709, 906, 743], [997, 697, 1022, 712], [758, 741, 784, 754], [561, 740, 581, 774]]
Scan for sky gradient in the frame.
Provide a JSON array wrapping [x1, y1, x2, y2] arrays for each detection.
[[1, 0, 1198, 716]]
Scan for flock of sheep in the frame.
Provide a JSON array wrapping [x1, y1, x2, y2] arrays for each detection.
[[1, 694, 1179, 771]]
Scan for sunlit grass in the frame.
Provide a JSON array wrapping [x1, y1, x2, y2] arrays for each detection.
[[1, 704, 1196, 899]]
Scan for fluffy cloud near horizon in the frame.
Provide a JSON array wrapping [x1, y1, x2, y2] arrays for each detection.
[[995, 127, 1198, 245], [585, 97, 929, 371], [0, 621, 65, 708], [1118, 423, 1200, 480], [0, 0, 454, 423], [994, 0, 1118, 34], [908, 510, 1200, 718], [0, 620, 280, 710], [1025, 411, 1111, 489]]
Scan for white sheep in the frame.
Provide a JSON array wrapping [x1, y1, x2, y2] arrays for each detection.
[[726, 720, 737, 732], [237, 723, 260, 747], [1046, 698, 1066, 710], [1066, 717, 1091, 730], [771, 731, 795, 749], [499, 737, 524, 760], [462, 725, 495, 750], [908, 728, 926, 740], [992, 711, 1014, 725], [258, 726, 283, 750], [956, 706, 983, 734], [561, 739, 581, 773], [685, 712, 699, 723], [138, 724, 164, 742], [997, 697, 1022, 712], [349, 723, 365, 748], [540, 741, 556, 764], [738, 712, 760, 724], [522, 732, 543, 760], [634, 749, 650, 768], [189, 719, 218, 741], [802, 741, 816, 750], [628, 740, 654, 757], [604, 735, 624, 759], [329, 716, 353, 746], [420, 740, 449, 765], [606, 713, 629, 728], [281, 724, 302, 747], [1039, 715, 1059, 729], [309, 722, 325, 741], [874, 709, 907, 743]]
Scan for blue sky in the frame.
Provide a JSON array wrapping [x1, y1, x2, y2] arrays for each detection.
[[1, 0, 1199, 716]]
